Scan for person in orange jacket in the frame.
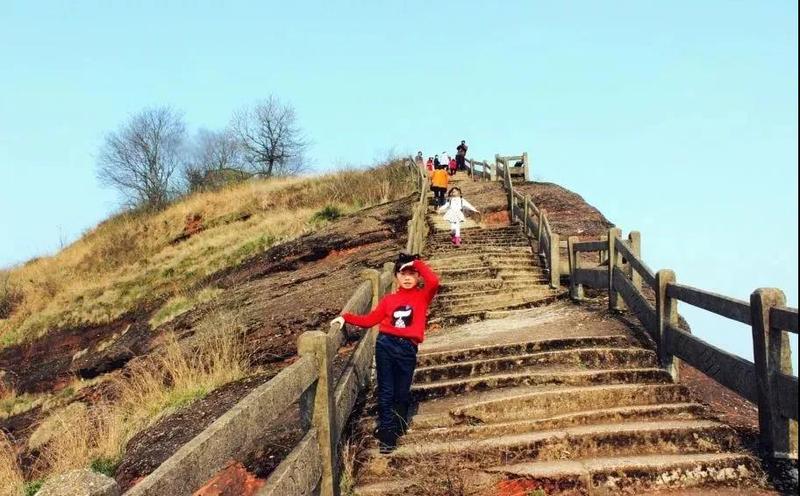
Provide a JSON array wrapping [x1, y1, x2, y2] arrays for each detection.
[[430, 164, 449, 207]]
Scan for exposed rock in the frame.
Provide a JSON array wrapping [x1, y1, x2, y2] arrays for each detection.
[[192, 461, 264, 496], [37, 469, 120, 496]]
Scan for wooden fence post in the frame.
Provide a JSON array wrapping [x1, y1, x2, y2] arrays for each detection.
[[568, 236, 583, 300], [629, 231, 642, 292], [655, 269, 679, 381], [549, 233, 560, 288], [607, 228, 623, 311], [297, 331, 337, 496], [522, 152, 529, 182], [599, 234, 608, 264], [751, 288, 797, 457], [523, 194, 530, 236], [537, 210, 545, 247]]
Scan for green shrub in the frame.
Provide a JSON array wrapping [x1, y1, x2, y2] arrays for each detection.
[[312, 205, 343, 223], [24, 480, 44, 496], [90, 456, 119, 477]]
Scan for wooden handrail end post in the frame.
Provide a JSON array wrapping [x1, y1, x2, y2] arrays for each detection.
[[751, 288, 797, 458], [607, 228, 624, 311], [297, 330, 338, 495], [655, 269, 679, 381]]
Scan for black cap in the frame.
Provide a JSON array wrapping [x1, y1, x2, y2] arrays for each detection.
[[394, 252, 419, 273]]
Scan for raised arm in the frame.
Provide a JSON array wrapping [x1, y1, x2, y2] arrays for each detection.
[[413, 259, 440, 300], [437, 200, 450, 213], [342, 299, 386, 329], [462, 199, 479, 213]]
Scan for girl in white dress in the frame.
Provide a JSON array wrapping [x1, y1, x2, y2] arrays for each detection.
[[437, 187, 480, 246]]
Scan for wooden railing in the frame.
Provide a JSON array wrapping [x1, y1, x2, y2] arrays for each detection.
[[125, 158, 430, 496], [466, 153, 529, 183], [466, 158, 494, 181], [491, 154, 562, 288], [567, 229, 798, 459]]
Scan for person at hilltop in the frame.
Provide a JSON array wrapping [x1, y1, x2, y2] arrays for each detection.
[[430, 163, 449, 207], [415, 151, 424, 166], [437, 187, 479, 247], [456, 140, 468, 170], [425, 156, 434, 174], [331, 253, 439, 453]]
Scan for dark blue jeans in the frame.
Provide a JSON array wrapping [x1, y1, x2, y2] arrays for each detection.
[[375, 333, 417, 437]]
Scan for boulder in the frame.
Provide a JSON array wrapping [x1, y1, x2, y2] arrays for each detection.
[[36, 469, 120, 496]]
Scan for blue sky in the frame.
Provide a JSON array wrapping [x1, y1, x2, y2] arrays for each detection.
[[0, 1, 797, 359]]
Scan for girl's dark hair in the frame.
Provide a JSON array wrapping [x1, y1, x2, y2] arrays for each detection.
[[394, 252, 419, 273], [447, 187, 462, 197]]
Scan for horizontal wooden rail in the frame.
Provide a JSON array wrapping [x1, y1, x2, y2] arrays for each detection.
[[665, 323, 759, 404], [666, 282, 751, 325], [770, 306, 799, 334], [257, 429, 322, 496], [127, 357, 318, 496], [613, 268, 657, 333], [572, 267, 607, 288], [574, 240, 607, 252], [615, 238, 656, 288]]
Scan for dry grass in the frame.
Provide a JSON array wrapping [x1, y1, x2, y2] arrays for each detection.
[[0, 160, 414, 347], [0, 430, 24, 496], [16, 310, 250, 483], [148, 287, 223, 329]]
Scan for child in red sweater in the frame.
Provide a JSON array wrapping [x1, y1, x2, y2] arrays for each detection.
[[331, 253, 439, 453]]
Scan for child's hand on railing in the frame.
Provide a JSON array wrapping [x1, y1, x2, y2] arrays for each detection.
[[330, 316, 345, 329]]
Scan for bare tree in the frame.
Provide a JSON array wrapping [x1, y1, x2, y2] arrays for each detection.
[[97, 107, 186, 209], [183, 128, 248, 191], [230, 96, 309, 177]]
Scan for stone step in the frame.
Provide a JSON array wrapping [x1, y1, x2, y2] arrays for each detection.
[[436, 267, 545, 282], [360, 402, 707, 450], [359, 384, 699, 434], [448, 383, 692, 424], [435, 283, 549, 300], [413, 347, 658, 384], [437, 277, 503, 291], [429, 240, 530, 248], [432, 288, 551, 308], [486, 452, 760, 495], [432, 292, 563, 320], [359, 420, 742, 481], [434, 263, 544, 273], [411, 367, 672, 401], [431, 233, 525, 243], [427, 246, 533, 256], [417, 335, 632, 367], [354, 452, 759, 496], [428, 256, 540, 270]]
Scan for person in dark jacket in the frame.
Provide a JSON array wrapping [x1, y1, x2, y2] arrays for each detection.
[[456, 140, 468, 170]]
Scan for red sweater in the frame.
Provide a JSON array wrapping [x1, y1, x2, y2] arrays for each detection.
[[342, 260, 439, 345]]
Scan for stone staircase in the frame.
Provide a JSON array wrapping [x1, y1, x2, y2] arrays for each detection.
[[428, 225, 562, 322], [352, 173, 765, 495]]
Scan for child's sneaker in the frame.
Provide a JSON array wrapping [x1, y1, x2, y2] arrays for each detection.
[[376, 429, 397, 454], [454, 236, 462, 247]]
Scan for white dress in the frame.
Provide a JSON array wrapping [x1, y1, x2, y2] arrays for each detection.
[[438, 197, 479, 223]]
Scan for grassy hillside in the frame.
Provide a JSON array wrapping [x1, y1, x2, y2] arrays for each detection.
[[0, 160, 414, 347], [0, 160, 416, 493]]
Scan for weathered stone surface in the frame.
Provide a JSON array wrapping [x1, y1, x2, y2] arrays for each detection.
[[192, 461, 264, 496], [37, 469, 120, 496]]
